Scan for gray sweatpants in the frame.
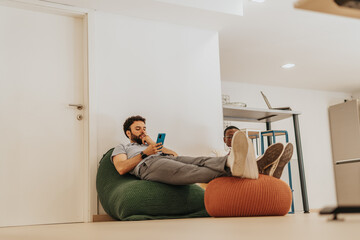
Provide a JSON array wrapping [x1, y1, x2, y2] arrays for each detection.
[[137, 155, 231, 185]]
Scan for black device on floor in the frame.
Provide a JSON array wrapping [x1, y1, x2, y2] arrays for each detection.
[[319, 206, 360, 220]]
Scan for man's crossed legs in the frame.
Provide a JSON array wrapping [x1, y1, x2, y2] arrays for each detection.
[[137, 131, 293, 185]]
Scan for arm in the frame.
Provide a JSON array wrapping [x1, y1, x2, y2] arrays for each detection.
[[113, 153, 143, 175], [113, 142, 163, 175], [140, 134, 178, 155], [161, 147, 178, 157], [142, 135, 178, 156]]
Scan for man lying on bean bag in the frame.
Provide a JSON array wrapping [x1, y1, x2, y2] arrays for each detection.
[[112, 115, 292, 184], [97, 115, 293, 221]]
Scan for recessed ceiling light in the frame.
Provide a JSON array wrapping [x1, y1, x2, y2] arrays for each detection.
[[281, 63, 295, 69], [251, 0, 266, 3]]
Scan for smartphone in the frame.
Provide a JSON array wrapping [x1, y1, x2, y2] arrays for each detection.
[[156, 133, 166, 149]]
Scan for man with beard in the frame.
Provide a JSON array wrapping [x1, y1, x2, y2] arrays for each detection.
[[111, 115, 286, 185]]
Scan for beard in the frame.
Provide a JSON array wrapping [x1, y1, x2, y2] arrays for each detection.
[[130, 132, 143, 145]]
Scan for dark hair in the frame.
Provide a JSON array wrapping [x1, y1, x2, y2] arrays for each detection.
[[123, 115, 146, 138], [223, 126, 239, 137]]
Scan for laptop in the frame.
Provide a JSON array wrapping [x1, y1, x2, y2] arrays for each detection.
[[261, 91, 292, 111]]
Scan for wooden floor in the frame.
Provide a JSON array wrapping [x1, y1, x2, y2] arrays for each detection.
[[0, 213, 359, 240]]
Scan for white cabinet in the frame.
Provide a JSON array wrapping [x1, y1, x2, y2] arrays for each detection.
[[329, 99, 360, 206]]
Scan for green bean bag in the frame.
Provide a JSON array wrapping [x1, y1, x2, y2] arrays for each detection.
[[96, 148, 209, 221]]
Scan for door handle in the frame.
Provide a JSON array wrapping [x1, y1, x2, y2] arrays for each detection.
[[69, 104, 84, 110]]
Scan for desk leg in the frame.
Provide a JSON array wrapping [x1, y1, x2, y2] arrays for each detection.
[[266, 122, 272, 146], [293, 114, 310, 213]]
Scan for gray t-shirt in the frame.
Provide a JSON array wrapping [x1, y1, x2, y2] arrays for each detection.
[[111, 143, 160, 176]]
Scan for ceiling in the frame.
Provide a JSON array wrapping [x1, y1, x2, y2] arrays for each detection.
[[14, 0, 360, 93], [219, 0, 360, 93]]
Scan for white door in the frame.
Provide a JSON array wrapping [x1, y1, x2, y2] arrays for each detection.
[[0, 4, 86, 227]]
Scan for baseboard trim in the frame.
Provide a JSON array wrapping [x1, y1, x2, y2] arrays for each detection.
[[93, 214, 116, 222]]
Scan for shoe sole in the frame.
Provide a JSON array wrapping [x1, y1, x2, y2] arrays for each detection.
[[230, 131, 249, 177], [256, 143, 284, 173], [243, 138, 259, 179], [271, 143, 294, 179]]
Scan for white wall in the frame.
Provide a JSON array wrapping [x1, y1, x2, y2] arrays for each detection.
[[221, 81, 351, 211], [95, 11, 223, 156], [92, 12, 224, 213]]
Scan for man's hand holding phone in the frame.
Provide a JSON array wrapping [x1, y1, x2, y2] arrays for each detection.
[[141, 133, 166, 156], [143, 143, 163, 156]]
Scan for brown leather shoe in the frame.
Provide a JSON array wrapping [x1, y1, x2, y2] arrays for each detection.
[[256, 143, 284, 174], [269, 143, 294, 179]]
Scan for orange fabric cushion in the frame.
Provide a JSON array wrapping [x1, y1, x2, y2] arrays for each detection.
[[204, 174, 292, 217]]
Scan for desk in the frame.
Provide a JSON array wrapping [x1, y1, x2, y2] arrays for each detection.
[[223, 105, 309, 213]]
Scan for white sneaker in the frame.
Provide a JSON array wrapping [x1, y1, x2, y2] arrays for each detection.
[[227, 131, 259, 179], [242, 138, 259, 179]]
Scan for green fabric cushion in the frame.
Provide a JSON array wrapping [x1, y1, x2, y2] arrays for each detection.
[[96, 148, 209, 221]]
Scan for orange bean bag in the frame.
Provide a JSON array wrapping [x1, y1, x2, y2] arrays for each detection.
[[204, 174, 292, 217]]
